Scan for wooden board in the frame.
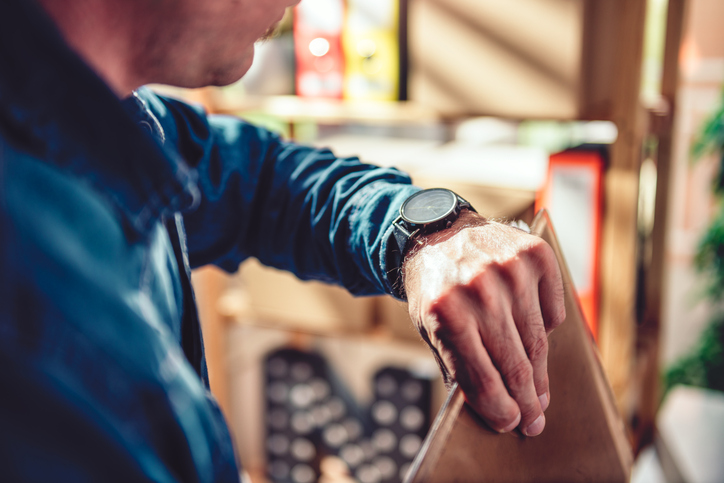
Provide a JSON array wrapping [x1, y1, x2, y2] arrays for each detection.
[[404, 210, 633, 483]]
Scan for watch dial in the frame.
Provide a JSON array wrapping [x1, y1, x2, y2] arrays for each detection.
[[402, 189, 456, 225]]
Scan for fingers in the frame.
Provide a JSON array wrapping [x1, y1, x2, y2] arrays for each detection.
[[426, 291, 521, 433], [534, 241, 566, 333], [469, 277, 545, 436], [511, 281, 550, 413], [427, 284, 545, 436]]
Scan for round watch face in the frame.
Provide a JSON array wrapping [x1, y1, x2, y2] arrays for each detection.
[[401, 189, 457, 225]]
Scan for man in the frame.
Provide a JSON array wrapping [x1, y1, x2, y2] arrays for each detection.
[[0, 0, 565, 480]]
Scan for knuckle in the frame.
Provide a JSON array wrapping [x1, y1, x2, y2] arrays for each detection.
[[418, 316, 441, 344], [469, 272, 504, 307], [525, 240, 557, 273], [526, 331, 548, 362], [426, 310, 471, 350], [470, 266, 495, 287], [529, 238, 554, 260], [475, 369, 503, 396], [493, 253, 521, 274], [427, 286, 460, 314], [428, 313, 466, 343], [487, 250, 536, 295], [505, 358, 534, 389], [458, 364, 505, 402], [498, 259, 526, 290], [426, 291, 461, 325]]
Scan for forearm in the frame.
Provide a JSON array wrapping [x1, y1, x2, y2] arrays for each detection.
[[140, 87, 420, 295]]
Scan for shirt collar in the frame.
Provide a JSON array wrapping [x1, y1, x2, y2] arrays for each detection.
[[0, 0, 199, 238]]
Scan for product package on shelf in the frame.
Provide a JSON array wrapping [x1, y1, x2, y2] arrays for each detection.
[[294, 0, 345, 98], [343, 0, 401, 101]]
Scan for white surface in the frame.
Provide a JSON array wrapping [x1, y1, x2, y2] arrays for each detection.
[[455, 117, 519, 145], [658, 386, 724, 483], [660, 264, 714, 365], [549, 165, 596, 291], [240, 38, 295, 96], [412, 143, 549, 191], [315, 136, 548, 192], [313, 134, 441, 173], [631, 446, 666, 483]]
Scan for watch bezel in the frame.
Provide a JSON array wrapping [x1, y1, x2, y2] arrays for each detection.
[[399, 188, 459, 227], [389, 188, 476, 300]]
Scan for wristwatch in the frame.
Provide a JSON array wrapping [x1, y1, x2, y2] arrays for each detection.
[[391, 187, 476, 265]]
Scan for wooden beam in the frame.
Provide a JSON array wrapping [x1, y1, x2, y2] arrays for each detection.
[[599, 168, 641, 408], [634, 0, 689, 450], [592, 0, 649, 414], [643, 0, 688, 337]]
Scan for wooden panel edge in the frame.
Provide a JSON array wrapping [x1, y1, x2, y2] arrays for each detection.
[[533, 210, 634, 479], [405, 384, 466, 483]]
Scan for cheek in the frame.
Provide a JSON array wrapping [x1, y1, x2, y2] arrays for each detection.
[[223, 10, 273, 49]]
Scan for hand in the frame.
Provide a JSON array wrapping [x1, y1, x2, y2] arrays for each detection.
[[402, 210, 565, 437]]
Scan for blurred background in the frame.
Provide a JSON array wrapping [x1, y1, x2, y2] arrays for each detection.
[[154, 0, 724, 481]]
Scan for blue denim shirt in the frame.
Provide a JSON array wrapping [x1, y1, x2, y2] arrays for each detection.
[[0, 0, 418, 481]]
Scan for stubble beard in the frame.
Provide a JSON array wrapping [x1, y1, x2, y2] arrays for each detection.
[[258, 22, 280, 43]]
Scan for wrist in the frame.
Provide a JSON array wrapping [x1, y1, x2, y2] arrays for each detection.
[[400, 209, 487, 298], [387, 188, 480, 300], [403, 208, 487, 261]]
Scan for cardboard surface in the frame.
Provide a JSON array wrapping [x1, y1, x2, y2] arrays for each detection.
[[405, 211, 633, 483], [236, 259, 374, 334]]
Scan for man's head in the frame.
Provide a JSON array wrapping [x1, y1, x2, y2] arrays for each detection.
[[37, 0, 299, 96]]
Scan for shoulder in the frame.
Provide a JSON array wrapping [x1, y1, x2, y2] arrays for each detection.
[[2, 138, 142, 279]]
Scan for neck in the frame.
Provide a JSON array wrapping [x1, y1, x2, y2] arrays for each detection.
[[36, 0, 151, 97]]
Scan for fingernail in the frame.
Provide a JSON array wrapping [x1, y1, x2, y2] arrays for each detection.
[[524, 414, 545, 437], [500, 412, 521, 433], [538, 393, 549, 412]]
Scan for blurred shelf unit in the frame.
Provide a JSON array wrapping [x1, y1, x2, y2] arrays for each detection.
[[224, 322, 445, 483], [186, 0, 683, 458], [259, 348, 435, 483], [183, 0, 651, 126]]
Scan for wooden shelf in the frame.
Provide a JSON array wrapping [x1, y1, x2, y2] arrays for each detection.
[[204, 94, 442, 125]]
